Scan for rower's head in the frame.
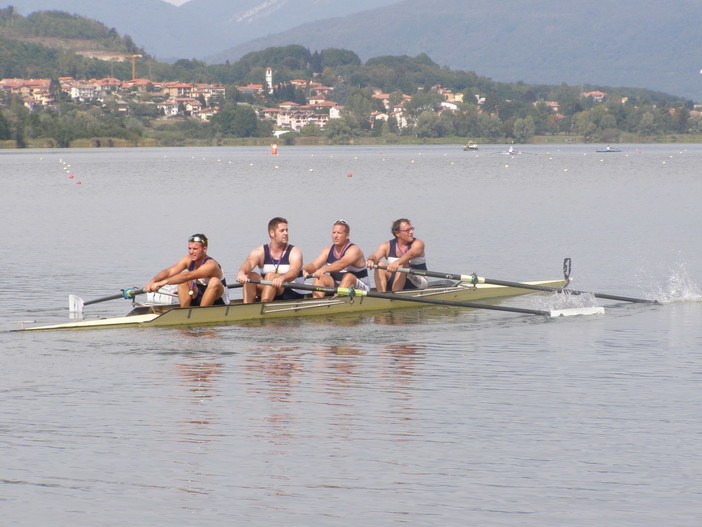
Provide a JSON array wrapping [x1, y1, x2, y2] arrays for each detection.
[[332, 219, 350, 244], [188, 233, 208, 259], [268, 216, 289, 245], [392, 218, 415, 241]]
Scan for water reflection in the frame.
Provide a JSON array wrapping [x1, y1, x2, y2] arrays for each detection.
[[173, 355, 224, 443], [242, 346, 304, 402]]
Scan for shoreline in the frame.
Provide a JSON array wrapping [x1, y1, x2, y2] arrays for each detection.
[[2, 134, 701, 149]]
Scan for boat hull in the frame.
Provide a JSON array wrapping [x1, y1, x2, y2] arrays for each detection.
[[17, 279, 567, 331]]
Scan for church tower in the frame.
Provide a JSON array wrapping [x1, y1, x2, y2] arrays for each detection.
[[266, 67, 273, 94]]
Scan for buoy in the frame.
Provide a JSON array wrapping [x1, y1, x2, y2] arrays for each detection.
[[68, 174, 74, 179], [347, 173, 352, 177], [271, 143, 278, 155], [76, 181, 82, 184]]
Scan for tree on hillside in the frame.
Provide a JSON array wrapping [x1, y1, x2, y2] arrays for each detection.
[[513, 116, 535, 142], [320, 48, 361, 68], [341, 90, 374, 131], [211, 104, 259, 137], [0, 110, 11, 140]]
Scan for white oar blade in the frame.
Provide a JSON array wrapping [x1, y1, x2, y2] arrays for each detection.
[[550, 306, 605, 317], [68, 294, 84, 316]]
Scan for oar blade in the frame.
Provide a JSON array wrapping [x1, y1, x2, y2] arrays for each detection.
[[550, 306, 605, 317], [68, 294, 84, 315]]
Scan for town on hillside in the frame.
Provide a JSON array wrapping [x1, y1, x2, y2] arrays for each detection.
[[2, 68, 672, 136], [3, 63, 702, 147]]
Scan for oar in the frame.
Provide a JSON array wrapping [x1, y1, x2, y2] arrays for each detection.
[[69, 287, 146, 314], [69, 282, 244, 314], [388, 266, 659, 304], [251, 280, 603, 317]]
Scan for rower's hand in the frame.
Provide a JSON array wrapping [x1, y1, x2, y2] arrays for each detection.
[[236, 271, 249, 284], [271, 276, 284, 288], [386, 262, 400, 272]]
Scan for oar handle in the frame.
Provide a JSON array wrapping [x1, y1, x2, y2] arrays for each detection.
[[251, 279, 354, 297]]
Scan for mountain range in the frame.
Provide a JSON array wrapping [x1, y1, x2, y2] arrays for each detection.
[[5, 0, 702, 100]]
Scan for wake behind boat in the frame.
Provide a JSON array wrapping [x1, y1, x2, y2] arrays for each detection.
[[16, 277, 572, 331]]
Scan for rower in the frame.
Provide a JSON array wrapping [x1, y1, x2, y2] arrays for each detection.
[[144, 234, 228, 306], [303, 219, 370, 299], [366, 218, 428, 292], [236, 217, 304, 303]]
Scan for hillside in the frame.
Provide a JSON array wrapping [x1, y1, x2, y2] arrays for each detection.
[[211, 0, 702, 101], [6, 0, 701, 100], [6, 0, 401, 60]]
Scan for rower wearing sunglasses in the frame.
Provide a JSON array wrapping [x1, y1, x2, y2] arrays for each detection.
[[144, 233, 229, 306], [303, 219, 371, 298], [366, 218, 427, 292]]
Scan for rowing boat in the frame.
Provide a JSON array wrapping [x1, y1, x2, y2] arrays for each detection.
[[15, 278, 568, 331]]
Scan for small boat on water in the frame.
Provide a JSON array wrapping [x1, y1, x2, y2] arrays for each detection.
[[596, 146, 621, 153], [15, 277, 570, 332], [463, 142, 479, 151]]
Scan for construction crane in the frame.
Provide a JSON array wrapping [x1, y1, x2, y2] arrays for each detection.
[[124, 54, 142, 80]]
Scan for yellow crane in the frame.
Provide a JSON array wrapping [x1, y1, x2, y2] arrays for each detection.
[[124, 54, 142, 80]]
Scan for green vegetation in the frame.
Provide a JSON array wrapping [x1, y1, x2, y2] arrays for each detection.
[[0, 9, 699, 148]]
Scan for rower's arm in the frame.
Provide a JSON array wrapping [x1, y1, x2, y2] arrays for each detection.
[[145, 257, 188, 291], [303, 248, 329, 276], [164, 259, 219, 285], [237, 246, 263, 282]]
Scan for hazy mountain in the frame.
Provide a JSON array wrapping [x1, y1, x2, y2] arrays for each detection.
[[212, 0, 702, 100], [5, 0, 702, 99], [6, 0, 401, 60]]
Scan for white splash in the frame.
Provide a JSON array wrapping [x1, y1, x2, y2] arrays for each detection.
[[654, 262, 702, 303]]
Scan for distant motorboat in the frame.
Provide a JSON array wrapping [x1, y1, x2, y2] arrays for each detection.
[[596, 145, 621, 153], [463, 142, 479, 151]]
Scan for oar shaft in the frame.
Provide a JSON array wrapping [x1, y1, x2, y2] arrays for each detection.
[[252, 280, 551, 316], [392, 267, 657, 305], [478, 278, 656, 304], [84, 287, 145, 306]]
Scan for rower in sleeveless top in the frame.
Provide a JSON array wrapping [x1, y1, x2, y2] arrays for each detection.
[[236, 217, 304, 303], [144, 233, 229, 306], [303, 219, 371, 299], [366, 218, 428, 292]]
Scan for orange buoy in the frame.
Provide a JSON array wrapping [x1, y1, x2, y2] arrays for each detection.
[[271, 143, 278, 155]]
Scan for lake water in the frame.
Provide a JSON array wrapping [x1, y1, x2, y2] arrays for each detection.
[[2, 144, 701, 526]]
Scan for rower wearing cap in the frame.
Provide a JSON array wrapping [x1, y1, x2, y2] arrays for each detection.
[[303, 219, 370, 298], [144, 233, 229, 306], [366, 218, 427, 292], [236, 217, 304, 303]]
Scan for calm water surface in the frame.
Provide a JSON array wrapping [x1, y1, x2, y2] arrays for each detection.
[[2, 144, 701, 525]]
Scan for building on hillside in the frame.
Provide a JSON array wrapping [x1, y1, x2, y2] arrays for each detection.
[[582, 90, 607, 102], [157, 100, 180, 117], [237, 84, 265, 96], [161, 82, 193, 98]]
